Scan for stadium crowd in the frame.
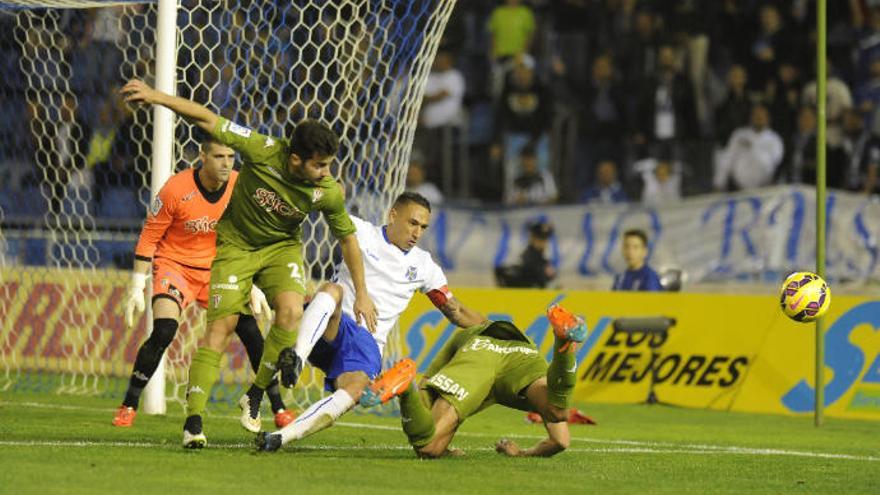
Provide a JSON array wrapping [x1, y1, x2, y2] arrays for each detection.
[[1, 0, 879, 222]]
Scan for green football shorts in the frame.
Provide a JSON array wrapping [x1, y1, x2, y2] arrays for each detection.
[[206, 239, 306, 322], [423, 334, 548, 419]]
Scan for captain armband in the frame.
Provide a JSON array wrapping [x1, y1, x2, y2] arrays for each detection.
[[426, 285, 453, 309]]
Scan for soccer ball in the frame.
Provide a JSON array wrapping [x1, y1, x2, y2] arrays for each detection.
[[779, 271, 831, 322]]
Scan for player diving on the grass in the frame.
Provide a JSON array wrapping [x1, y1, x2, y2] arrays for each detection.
[[251, 192, 486, 451], [372, 304, 584, 458]]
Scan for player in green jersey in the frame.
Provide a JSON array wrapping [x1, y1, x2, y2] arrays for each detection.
[[382, 304, 583, 458], [121, 80, 377, 448]]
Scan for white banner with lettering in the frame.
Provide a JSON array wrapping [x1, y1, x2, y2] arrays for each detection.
[[420, 186, 880, 283]]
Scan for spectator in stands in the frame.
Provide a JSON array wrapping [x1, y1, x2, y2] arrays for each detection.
[[491, 60, 553, 200], [506, 145, 558, 206], [634, 154, 682, 207], [766, 59, 804, 150], [839, 108, 877, 192], [856, 7, 880, 86], [612, 228, 662, 292], [788, 105, 818, 185], [578, 53, 628, 190], [714, 65, 752, 149], [494, 220, 556, 289], [714, 103, 784, 191], [93, 93, 148, 208], [487, 0, 536, 98], [802, 61, 853, 149], [634, 44, 698, 157], [416, 48, 466, 185], [579, 159, 628, 204], [854, 55, 880, 129], [25, 96, 88, 215], [547, 0, 592, 89], [618, 9, 661, 92], [748, 4, 797, 92], [405, 152, 444, 207]]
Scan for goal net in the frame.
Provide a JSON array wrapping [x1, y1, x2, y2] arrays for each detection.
[[0, 0, 454, 415]]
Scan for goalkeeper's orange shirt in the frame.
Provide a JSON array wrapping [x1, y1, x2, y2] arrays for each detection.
[[134, 168, 238, 269]]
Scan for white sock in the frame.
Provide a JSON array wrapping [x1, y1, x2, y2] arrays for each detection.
[[294, 291, 337, 361], [278, 389, 354, 444]]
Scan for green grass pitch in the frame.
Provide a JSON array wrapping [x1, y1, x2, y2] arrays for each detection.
[[0, 391, 877, 495]]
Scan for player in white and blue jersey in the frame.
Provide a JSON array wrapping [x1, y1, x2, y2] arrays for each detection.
[[241, 192, 486, 447]]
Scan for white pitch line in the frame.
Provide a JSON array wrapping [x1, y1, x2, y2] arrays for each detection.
[[0, 439, 878, 462], [2, 400, 878, 462]]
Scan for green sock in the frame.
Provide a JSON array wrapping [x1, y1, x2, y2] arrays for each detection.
[[254, 324, 296, 388], [546, 336, 576, 409], [399, 383, 435, 448], [185, 347, 221, 417]]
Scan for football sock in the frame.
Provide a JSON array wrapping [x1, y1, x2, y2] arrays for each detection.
[[123, 318, 178, 409], [399, 383, 435, 448], [183, 414, 202, 434], [266, 382, 285, 413], [254, 324, 296, 389], [294, 291, 336, 361], [245, 384, 264, 418], [278, 389, 354, 445], [185, 347, 221, 418], [235, 315, 285, 412], [547, 335, 577, 409]]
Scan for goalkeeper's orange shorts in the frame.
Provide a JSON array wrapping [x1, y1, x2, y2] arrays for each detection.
[[151, 257, 211, 310]]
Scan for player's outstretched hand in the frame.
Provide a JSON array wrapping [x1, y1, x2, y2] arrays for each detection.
[[495, 438, 522, 457], [249, 285, 273, 322], [123, 272, 148, 329], [121, 79, 159, 105], [354, 294, 378, 333]]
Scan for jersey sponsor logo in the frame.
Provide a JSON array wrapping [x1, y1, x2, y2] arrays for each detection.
[[150, 197, 163, 216], [311, 188, 323, 203], [181, 191, 197, 202], [405, 266, 418, 282], [166, 283, 182, 301], [462, 337, 538, 356], [427, 373, 469, 401], [225, 121, 252, 138], [264, 136, 275, 148], [184, 215, 219, 234], [253, 187, 304, 218]]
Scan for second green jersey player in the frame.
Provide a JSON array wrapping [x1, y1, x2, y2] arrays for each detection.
[[121, 79, 377, 448]]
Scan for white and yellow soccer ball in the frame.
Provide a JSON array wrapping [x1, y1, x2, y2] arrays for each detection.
[[779, 271, 831, 322]]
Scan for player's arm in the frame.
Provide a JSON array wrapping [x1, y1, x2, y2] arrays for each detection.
[[338, 232, 378, 332], [121, 79, 218, 134], [423, 261, 486, 328], [495, 421, 569, 458], [429, 290, 487, 329], [125, 189, 175, 327]]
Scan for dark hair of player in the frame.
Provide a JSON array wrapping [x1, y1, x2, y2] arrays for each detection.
[[290, 120, 339, 159], [200, 135, 223, 152], [392, 191, 431, 213], [623, 228, 648, 247]]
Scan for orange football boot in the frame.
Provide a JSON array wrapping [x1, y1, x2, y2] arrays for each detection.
[[359, 358, 417, 407], [112, 405, 136, 427]]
